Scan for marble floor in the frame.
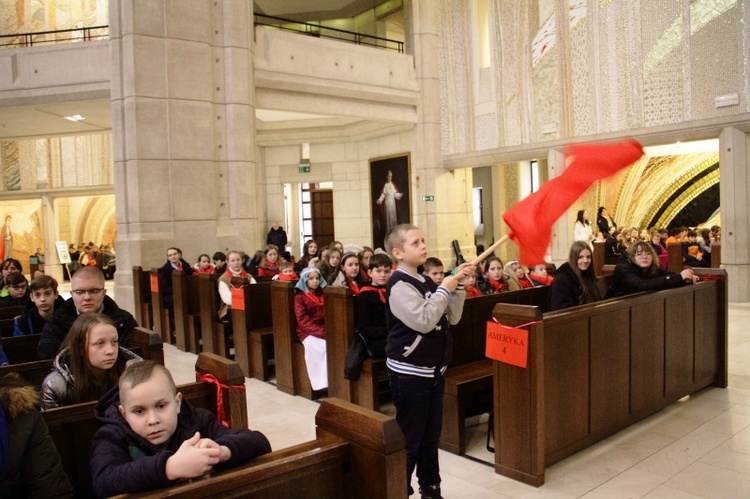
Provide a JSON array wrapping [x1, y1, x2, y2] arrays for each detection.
[[112, 277, 750, 498]]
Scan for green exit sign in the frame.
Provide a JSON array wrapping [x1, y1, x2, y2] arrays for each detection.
[[298, 165, 310, 173], [422, 195, 435, 202]]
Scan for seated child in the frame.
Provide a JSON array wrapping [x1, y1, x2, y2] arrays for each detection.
[[504, 261, 536, 290], [463, 267, 483, 298], [257, 245, 282, 276], [0, 272, 29, 308], [355, 254, 392, 357], [484, 256, 507, 294], [336, 252, 367, 295], [90, 361, 271, 498], [528, 263, 554, 286], [41, 313, 142, 409], [272, 261, 298, 281], [294, 267, 328, 391], [422, 257, 445, 286], [14, 275, 66, 336], [683, 229, 710, 268]]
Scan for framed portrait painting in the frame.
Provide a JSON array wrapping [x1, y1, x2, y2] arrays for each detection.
[[370, 153, 411, 250]]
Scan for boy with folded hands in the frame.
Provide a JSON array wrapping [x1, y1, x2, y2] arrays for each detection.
[[90, 361, 271, 498]]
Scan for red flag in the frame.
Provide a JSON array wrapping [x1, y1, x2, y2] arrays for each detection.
[[503, 139, 644, 265]]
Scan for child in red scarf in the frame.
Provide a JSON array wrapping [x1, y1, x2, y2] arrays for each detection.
[[293, 267, 328, 390], [484, 256, 507, 294]]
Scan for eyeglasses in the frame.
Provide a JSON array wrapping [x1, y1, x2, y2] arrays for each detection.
[[9, 284, 27, 290], [71, 288, 104, 297]]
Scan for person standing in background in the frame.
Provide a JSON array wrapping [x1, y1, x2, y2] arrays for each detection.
[[267, 222, 290, 261]]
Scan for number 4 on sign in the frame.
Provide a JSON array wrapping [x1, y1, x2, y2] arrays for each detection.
[[485, 321, 528, 368]]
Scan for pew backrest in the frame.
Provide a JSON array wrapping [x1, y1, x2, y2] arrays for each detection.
[[131, 266, 153, 329]]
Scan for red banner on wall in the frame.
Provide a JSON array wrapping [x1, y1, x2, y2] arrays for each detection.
[[485, 321, 528, 368]]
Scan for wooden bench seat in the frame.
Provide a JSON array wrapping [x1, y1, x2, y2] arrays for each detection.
[[490, 268, 727, 486], [441, 358, 493, 455]]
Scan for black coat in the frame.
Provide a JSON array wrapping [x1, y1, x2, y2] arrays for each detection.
[[14, 295, 67, 336], [37, 295, 138, 360], [605, 252, 687, 298], [548, 263, 584, 311], [90, 387, 271, 498], [158, 259, 194, 309], [266, 227, 288, 249]]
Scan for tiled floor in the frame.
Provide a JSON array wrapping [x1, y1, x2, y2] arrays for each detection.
[[149, 297, 750, 498]]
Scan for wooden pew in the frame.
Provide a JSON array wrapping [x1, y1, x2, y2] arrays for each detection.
[[231, 279, 275, 380], [131, 266, 154, 330], [592, 241, 615, 276], [324, 284, 553, 455], [0, 333, 41, 364], [150, 267, 173, 344], [667, 241, 721, 272], [490, 268, 727, 486], [0, 327, 163, 389], [0, 305, 25, 337], [172, 271, 202, 353], [44, 352, 245, 498], [271, 280, 324, 399], [120, 397, 406, 498], [198, 272, 233, 358]]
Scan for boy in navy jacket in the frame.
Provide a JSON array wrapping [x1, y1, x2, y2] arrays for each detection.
[[384, 224, 474, 498], [90, 361, 271, 498]]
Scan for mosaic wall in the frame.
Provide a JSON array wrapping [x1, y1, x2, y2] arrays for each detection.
[[0, 0, 108, 36], [438, 0, 747, 153], [0, 134, 112, 191]]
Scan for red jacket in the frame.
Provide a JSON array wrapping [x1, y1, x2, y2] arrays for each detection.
[[293, 291, 326, 342]]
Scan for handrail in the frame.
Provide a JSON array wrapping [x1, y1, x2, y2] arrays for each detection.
[[0, 25, 109, 48], [254, 14, 404, 53]]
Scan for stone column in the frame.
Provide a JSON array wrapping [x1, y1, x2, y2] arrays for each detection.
[[110, 0, 258, 312], [719, 127, 750, 301], [40, 194, 63, 283], [405, 0, 473, 267]]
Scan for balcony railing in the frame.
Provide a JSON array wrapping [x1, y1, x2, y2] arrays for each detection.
[[254, 14, 404, 53], [0, 25, 109, 48]]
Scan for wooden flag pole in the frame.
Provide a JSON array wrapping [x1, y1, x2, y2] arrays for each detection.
[[469, 234, 511, 266]]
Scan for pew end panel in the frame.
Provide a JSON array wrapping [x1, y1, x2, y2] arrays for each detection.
[[232, 279, 274, 381], [0, 306, 25, 338], [132, 266, 154, 330], [150, 267, 173, 344], [315, 397, 407, 499], [198, 273, 231, 358], [131, 326, 164, 364], [172, 272, 202, 354], [195, 352, 248, 429], [490, 304, 546, 487], [325, 286, 355, 403], [271, 280, 320, 399]]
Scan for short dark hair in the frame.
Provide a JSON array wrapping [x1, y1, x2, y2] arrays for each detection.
[[212, 251, 226, 261], [30, 274, 58, 293], [368, 253, 392, 270], [5, 272, 27, 287], [423, 257, 444, 272]]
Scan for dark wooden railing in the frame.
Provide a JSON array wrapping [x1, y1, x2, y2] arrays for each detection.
[[0, 25, 108, 48], [254, 14, 405, 53]]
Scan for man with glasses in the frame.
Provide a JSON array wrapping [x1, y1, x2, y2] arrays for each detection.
[[37, 266, 137, 359]]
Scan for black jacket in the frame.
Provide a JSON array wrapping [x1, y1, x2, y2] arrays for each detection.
[[266, 227, 288, 250], [14, 295, 67, 336], [548, 263, 584, 311], [90, 387, 271, 498], [605, 252, 688, 298], [158, 259, 194, 309], [37, 295, 138, 360], [355, 284, 388, 358]]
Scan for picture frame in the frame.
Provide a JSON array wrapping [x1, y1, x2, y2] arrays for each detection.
[[370, 153, 411, 250]]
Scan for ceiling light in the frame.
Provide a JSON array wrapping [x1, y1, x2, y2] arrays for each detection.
[[64, 115, 85, 122]]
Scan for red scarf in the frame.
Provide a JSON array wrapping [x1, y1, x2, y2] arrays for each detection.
[[175, 263, 183, 271], [360, 285, 386, 303], [465, 285, 482, 298], [303, 291, 325, 307], [347, 280, 361, 296], [488, 277, 506, 293], [518, 277, 533, 289]]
